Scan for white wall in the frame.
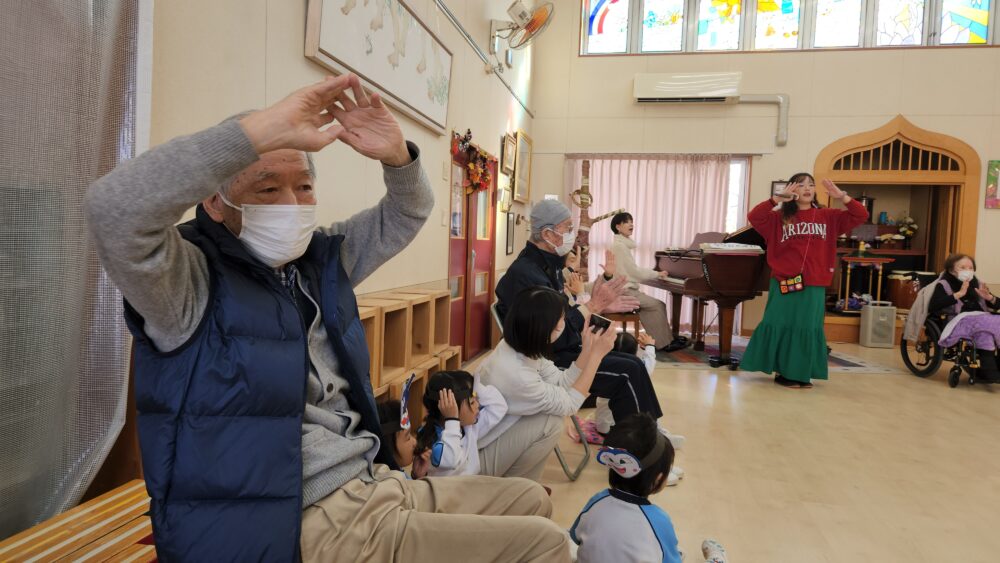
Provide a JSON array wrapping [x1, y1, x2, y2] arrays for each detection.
[[530, 0, 1000, 327], [151, 0, 536, 293]]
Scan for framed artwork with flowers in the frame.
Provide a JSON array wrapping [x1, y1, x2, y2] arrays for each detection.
[[986, 160, 1000, 209], [513, 130, 533, 203]]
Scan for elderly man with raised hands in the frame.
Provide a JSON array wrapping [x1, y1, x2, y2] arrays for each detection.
[[87, 74, 569, 563], [494, 200, 670, 444]]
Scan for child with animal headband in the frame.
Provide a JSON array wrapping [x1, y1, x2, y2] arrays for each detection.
[[570, 413, 727, 563]]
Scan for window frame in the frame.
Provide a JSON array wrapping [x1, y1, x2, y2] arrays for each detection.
[[579, 0, 1000, 55]]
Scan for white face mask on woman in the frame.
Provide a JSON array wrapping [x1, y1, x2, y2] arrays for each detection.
[[545, 228, 576, 257], [956, 269, 976, 283], [218, 192, 317, 268]]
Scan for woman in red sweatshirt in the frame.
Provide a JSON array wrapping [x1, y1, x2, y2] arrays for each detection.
[[741, 172, 869, 388]]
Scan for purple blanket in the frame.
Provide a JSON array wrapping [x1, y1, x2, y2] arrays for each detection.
[[938, 312, 1000, 351]]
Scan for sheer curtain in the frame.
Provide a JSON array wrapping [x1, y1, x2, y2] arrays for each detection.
[[564, 155, 732, 334], [0, 0, 136, 537]]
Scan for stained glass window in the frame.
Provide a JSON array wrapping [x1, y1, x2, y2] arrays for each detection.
[[940, 0, 990, 44], [876, 0, 926, 45], [754, 0, 801, 49], [641, 0, 686, 51], [586, 0, 632, 54], [697, 0, 742, 50], [814, 0, 863, 47]]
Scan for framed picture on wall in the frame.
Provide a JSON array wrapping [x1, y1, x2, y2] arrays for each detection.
[[501, 134, 516, 175], [506, 212, 515, 255], [986, 160, 1000, 209], [497, 174, 512, 213], [512, 130, 533, 203], [304, 0, 452, 135]]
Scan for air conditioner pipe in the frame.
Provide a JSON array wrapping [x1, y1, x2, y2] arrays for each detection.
[[738, 94, 789, 147]]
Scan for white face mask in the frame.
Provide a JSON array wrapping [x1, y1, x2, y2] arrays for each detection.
[[546, 228, 576, 257], [218, 192, 317, 268], [956, 269, 975, 282]]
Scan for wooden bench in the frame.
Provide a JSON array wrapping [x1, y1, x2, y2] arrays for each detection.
[[0, 480, 155, 562]]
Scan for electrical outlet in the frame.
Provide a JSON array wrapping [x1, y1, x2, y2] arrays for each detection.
[[441, 208, 447, 227], [441, 160, 449, 181]]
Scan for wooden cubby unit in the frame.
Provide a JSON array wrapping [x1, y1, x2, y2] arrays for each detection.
[[357, 297, 412, 386], [395, 288, 451, 354], [371, 292, 434, 370]]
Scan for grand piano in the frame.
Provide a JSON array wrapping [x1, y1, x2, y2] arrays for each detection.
[[642, 227, 770, 369]]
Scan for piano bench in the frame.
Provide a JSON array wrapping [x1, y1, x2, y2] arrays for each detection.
[[605, 312, 642, 335]]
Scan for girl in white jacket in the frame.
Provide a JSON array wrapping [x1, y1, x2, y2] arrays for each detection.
[[415, 371, 508, 477]]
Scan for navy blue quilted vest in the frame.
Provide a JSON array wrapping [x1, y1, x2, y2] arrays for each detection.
[[123, 207, 393, 562]]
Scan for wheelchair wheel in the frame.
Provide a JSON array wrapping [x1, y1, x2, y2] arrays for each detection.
[[900, 322, 944, 377], [948, 366, 961, 388]]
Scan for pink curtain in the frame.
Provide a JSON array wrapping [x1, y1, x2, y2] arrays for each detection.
[[564, 155, 732, 334]]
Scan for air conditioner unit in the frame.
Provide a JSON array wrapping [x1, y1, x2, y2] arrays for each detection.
[[633, 72, 741, 104]]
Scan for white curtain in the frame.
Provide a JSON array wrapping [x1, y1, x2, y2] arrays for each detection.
[[564, 155, 733, 334], [0, 0, 135, 537]]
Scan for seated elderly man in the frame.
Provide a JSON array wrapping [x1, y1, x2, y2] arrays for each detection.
[[88, 75, 568, 562]]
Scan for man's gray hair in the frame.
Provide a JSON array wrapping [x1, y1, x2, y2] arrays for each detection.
[[217, 111, 317, 197]]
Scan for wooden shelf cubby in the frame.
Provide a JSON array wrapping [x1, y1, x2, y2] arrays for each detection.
[[357, 297, 412, 387], [396, 288, 451, 354], [437, 345, 463, 373], [370, 292, 434, 369]]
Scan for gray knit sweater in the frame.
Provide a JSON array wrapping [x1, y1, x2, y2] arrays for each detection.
[[86, 120, 434, 507]]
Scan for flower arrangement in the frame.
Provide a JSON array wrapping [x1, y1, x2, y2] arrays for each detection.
[[451, 129, 495, 194], [897, 216, 918, 238]]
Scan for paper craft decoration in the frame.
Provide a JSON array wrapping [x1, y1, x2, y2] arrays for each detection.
[[596, 447, 643, 479], [399, 373, 416, 430]]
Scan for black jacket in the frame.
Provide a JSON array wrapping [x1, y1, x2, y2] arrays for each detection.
[[495, 243, 586, 367], [928, 271, 1000, 317]]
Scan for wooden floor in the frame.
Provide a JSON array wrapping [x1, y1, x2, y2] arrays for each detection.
[[541, 341, 1000, 563]]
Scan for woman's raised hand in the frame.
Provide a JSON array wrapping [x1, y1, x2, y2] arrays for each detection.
[[774, 182, 800, 201], [823, 178, 847, 200], [975, 283, 993, 301], [956, 280, 970, 300], [594, 323, 619, 356]]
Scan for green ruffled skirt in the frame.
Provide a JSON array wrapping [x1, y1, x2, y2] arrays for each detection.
[[741, 278, 828, 383]]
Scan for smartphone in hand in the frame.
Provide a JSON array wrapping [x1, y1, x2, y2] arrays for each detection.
[[589, 313, 611, 333]]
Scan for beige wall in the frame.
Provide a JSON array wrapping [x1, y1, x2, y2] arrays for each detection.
[[531, 0, 1000, 328], [151, 0, 535, 294]]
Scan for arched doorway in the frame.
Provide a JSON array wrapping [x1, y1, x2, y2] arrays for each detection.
[[814, 115, 980, 272]]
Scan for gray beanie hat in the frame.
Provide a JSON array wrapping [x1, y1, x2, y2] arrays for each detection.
[[530, 199, 572, 237]]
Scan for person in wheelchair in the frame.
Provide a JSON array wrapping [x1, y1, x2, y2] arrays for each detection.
[[928, 254, 1000, 382]]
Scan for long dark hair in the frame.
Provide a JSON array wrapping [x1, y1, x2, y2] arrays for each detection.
[[503, 287, 567, 359], [415, 370, 475, 456], [781, 172, 822, 223]]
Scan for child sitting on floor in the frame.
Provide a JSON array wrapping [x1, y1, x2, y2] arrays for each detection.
[[376, 399, 417, 470], [414, 371, 507, 477], [571, 413, 727, 563]]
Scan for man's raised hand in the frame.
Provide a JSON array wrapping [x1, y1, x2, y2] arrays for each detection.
[[239, 75, 353, 154], [327, 75, 410, 167]]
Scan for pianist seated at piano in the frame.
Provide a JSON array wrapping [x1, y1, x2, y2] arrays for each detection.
[[740, 173, 869, 389], [610, 212, 690, 353]]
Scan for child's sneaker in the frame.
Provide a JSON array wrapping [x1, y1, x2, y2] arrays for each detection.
[[666, 466, 684, 486], [657, 425, 685, 450], [702, 538, 728, 563]]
